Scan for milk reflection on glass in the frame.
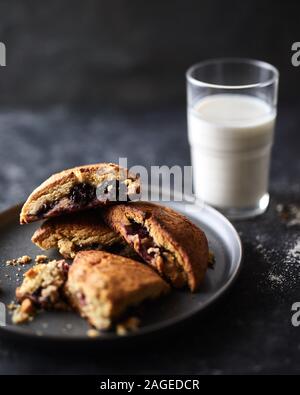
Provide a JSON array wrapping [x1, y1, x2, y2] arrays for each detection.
[[187, 59, 279, 219]]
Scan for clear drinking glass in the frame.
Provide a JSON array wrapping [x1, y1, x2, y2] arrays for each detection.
[[186, 58, 279, 219]]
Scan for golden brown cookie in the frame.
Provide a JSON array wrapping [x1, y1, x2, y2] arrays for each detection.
[[65, 250, 170, 330], [32, 211, 138, 259], [20, 163, 140, 224], [16, 260, 69, 310], [102, 202, 209, 292]]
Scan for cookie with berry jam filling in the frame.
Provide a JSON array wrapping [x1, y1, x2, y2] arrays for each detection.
[[20, 163, 140, 224], [32, 210, 139, 260], [65, 250, 170, 330], [102, 202, 209, 292], [15, 259, 70, 311]]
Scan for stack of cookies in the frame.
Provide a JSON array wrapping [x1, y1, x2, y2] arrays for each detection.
[[16, 163, 209, 331]]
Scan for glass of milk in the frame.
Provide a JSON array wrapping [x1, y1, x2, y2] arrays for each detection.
[[187, 58, 279, 219]]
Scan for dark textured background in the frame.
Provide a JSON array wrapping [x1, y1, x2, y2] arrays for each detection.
[[0, 0, 299, 108], [0, 0, 300, 375]]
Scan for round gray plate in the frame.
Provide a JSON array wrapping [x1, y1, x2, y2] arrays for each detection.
[[0, 202, 242, 342]]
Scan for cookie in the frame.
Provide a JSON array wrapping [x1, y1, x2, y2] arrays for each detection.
[[16, 260, 69, 310], [65, 251, 170, 330], [32, 211, 138, 259], [20, 163, 140, 224], [102, 202, 209, 292]]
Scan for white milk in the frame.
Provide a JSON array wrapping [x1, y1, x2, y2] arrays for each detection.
[[188, 94, 276, 209]]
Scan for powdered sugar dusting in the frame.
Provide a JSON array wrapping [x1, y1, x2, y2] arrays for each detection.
[[288, 239, 300, 261], [256, 235, 300, 292], [268, 274, 284, 286], [277, 204, 300, 227]]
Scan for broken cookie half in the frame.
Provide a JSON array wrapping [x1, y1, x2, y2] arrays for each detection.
[[14, 259, 70, 324], [32, 211, 139, 260], [65, 251, 170, 330], [102, 202, 209, 292], [20, 163, 140, 224]]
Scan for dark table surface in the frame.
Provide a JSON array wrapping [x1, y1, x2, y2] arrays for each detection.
[[0, 103, 299, 374]]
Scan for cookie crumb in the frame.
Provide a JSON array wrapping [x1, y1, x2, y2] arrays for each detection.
[[35, 255, 48, 264], [6, 259, 16, 266], [7, 302, 18, 311], [116, 317, 140, 336], [277, 204, 300, 227], [87, 329, 101, 338], [19, 255, 32, 265], [12, 299, 35, 324], [6, 255, 32, 266], [13, 260, 69, 323]]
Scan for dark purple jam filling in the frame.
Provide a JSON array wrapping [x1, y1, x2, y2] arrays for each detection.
[[36, 201, 57, 218], [27, 287, 49, 308], [77, 292, 86, 307], [28, 288, 67, 309], [60, 262, 70, 275], [35, 178, 134, 218], [26, 263, 69, 308], [31, 287, 42, 300], [69, 183, 96, 205], [124, 222, 160, 263], [125, 223, 149, 239]]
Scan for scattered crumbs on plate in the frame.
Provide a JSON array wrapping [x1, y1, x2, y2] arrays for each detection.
[[61, 323, 73, 333], [12, 299, 35, 324], [87, 329, 101, 338], [7, 301, 18, 311], [6, 255, 32, 266], [116, 317, 140, 336], [35, 255, 48, 264]]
